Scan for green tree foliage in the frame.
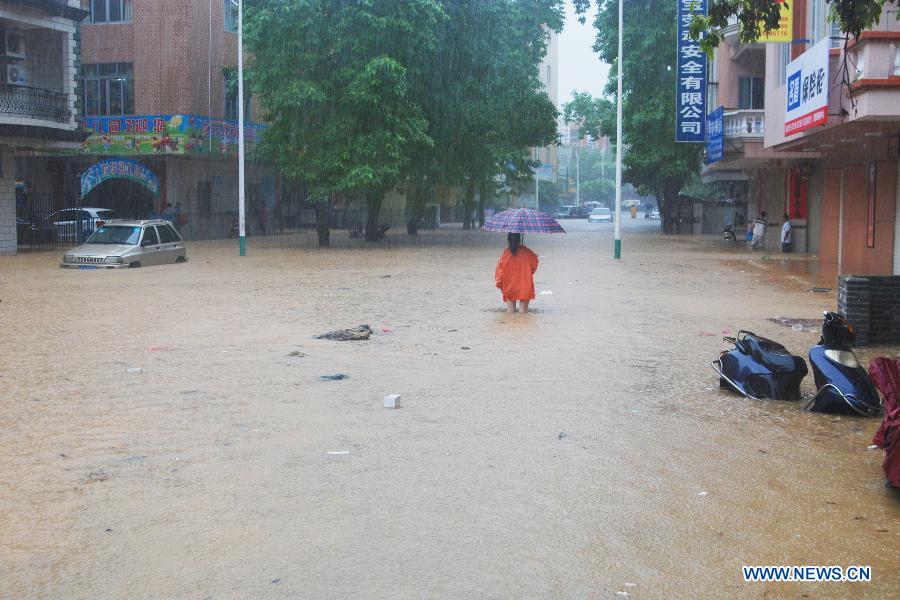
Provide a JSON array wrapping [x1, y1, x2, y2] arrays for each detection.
[[405, 0, 562, 232], [687, 1, 899, 54], [246, 0, 562, 244], [244, 0, 442, 244], [567, 0, 703, 231]]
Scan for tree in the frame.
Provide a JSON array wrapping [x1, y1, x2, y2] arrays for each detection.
[[405, 0, 562, 233], [245, 0, 443, 245], [685, 0, 900, 54], [566, 1, 703, 232]]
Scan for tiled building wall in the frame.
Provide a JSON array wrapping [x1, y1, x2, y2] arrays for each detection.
[[80, 0, 238, 118], [0, 147, 16, 253]]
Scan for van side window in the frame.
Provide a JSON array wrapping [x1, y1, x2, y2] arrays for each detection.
[[158, 225, 177, 244], [142, 226, 159, 245]]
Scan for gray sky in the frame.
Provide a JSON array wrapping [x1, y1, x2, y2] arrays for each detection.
[[557, 1, 610, 107]]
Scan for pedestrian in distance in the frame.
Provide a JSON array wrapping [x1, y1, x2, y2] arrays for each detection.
[[781, 213, 792, 253], [750, 210, 767, 250], [495, 233, 539, 314]]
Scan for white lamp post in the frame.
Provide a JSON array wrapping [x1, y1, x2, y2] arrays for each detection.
[[613, 0, 623, 259], [237, 0, 246, 256]]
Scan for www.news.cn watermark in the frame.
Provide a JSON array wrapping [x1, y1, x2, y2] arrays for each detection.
[[743, 565, 872, 582]]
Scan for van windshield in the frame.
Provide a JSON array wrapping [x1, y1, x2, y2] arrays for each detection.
[[86, 226, 141, 245]]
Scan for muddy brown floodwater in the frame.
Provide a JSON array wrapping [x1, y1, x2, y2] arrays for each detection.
[[1, 219, 898, 598]]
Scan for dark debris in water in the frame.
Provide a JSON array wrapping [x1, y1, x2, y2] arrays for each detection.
[[319, 374, 348, 381], [315, 325, 373, 341]]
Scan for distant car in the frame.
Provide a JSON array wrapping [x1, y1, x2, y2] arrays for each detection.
[[554, 206, 587, 219], [61, 220, 187, 269], [45, 207, 120, 244], [588, 207, 613, 223]]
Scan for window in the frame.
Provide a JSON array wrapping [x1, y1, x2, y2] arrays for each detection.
[[141, 226, 159, 246], [158, 225, 178, 244], [809, 0, 826, 44], [224, 79, 252, 121], [81, 63, 134, 116], [88, 0, 132, 24], [225, 0, 239, 33], [778, 42, 791, 86], [830, 21, 844, 49], [738, 77, 764, 109]]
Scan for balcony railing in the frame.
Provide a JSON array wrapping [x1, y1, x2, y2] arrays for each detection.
[[724, 109, 765, 139], [4, 0, 89, 20], [0, 84, 69, 123]]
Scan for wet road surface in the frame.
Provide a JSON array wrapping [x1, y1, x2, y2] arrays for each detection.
[[1, 218, 898, 598]]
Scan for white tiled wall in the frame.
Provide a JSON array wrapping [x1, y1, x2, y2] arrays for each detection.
[[0, 147, 16, 254]]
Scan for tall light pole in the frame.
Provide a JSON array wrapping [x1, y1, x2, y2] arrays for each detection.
[[237, 0, 247, 256], [575, 145, 580, 207], [613, 0, 623, 259]]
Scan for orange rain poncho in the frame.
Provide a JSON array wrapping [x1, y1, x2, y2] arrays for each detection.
[[494, 246, 539, 302]]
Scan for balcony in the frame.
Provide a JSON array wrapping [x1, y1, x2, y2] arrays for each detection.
[[0, 84, 69, 123], [4, 1, 89, 20], [719, 16, 765, 61], [724, 109, 764, 146], [842, 32, 900, 121]]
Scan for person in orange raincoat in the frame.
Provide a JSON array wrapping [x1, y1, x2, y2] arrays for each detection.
[[494, 233, 539, 314]]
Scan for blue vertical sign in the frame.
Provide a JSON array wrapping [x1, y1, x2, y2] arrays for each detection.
[[676, 0, 708, 143], [706, 106, 724, 163]]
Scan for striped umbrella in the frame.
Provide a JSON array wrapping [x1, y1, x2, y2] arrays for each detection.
[[481, 207, 566, 233]]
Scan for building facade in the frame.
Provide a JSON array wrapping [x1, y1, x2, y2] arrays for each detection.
[[707, 1, 900, 276], [0, 0, 86, 253], [16, 0, 275, 244]]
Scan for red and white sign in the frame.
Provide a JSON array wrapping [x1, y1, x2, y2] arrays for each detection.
[[784, 38, 830, 136]]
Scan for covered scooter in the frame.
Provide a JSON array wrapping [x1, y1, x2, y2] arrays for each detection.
[[803, 312, 882, 416], [713, 331, 808, 400]]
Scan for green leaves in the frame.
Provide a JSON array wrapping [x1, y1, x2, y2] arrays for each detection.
[[564, 0, 704, 220], [245, 0, 561, 215], [688, 1, 898, 54]]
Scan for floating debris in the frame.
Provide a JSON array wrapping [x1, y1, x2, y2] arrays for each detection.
[[315, 325, 373, 341]]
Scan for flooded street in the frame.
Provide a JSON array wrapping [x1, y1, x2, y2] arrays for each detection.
[[1, 219, 898, 598]]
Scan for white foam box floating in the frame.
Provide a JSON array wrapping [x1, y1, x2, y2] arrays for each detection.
[[383, 394, 401, 409]]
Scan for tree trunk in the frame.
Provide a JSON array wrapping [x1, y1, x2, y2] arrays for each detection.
[[365, 191, 383, 242], [407, 180, 426, 235], [478, 181, 487, 228], [315, 201, 330, 247], [462, 180, 475, 230]]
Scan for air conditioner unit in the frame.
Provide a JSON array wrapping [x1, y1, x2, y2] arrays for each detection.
[[3, 64, 29, 86], [1, 30, 25, 60]]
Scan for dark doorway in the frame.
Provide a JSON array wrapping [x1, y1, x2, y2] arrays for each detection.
[[82, 178, 157, 219]]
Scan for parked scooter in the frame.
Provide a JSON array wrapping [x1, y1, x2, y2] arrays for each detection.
[[804, 312, 883, 416], [722, 224, 737, 241], [713, 331, 808, 400]]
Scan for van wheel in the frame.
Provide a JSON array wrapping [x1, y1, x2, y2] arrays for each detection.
[[175, 256, 186, 263], [129, 262, 141, 268]]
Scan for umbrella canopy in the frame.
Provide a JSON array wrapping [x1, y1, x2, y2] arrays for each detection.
[[481, 208, 566, 233]]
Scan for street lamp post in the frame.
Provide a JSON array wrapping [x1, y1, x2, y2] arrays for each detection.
[[237, 0, 247, 256], [613, 0, 623, 259], [575, 146, 580, 207]]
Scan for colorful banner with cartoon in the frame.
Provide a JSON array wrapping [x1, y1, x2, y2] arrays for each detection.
[[79, 114, 265, 156], [80, 158, 160, 198]]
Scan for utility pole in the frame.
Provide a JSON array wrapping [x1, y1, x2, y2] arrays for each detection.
[[613, 0, 623, 260], [575, 146, 580, 207], [237, 0, 246, 256]]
